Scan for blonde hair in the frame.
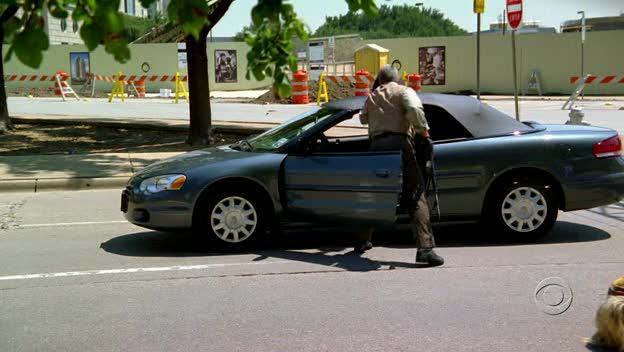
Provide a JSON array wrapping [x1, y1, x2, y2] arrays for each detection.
[[586, 296, 624, 351]]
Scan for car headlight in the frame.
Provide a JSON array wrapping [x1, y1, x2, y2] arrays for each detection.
[[139, 175, 187, 194]]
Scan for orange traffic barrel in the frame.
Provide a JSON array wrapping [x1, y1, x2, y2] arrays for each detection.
[[292, 70, 309, 104], [408, 74, 422, 93], [135, 79, 146, 98], [355, 70, 370, 96], [54, 70, 69, 96]]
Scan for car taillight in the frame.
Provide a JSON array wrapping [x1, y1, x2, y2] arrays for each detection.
[[592, 135, 623, 159]]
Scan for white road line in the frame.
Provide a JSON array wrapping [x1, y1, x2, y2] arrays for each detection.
[[0, 261, 291, 282], [19, 221, 129, 228]]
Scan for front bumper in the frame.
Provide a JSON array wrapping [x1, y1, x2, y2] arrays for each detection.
[[121, 186, 194, 230]]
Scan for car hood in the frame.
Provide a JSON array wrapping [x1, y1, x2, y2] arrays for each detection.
[[134, 146, 260, 179]]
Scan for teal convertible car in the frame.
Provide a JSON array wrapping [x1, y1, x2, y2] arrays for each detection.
[[122, 94, 624, 247]]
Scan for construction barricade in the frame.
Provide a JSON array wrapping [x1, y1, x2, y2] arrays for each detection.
[[291, 70, 309, 104], [314, 72, 375, 105], [103, 72, 189, 103], [354, 70, 371, 97], [408, 74, 422, 92], [564, 74, 624, 109], [53, 71, 80, 101]]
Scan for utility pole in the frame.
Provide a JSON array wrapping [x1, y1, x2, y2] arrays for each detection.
[[578, 10, 586, 99], [474, 0, 485, 100]]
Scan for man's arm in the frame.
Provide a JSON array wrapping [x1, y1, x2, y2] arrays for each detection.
[[359, 101, 369, 125], [401, 88, 429, 136]]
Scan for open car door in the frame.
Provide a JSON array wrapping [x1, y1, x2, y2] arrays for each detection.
[[283, 150, 402, 225]]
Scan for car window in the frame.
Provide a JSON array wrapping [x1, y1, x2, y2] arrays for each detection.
[[248, 109, 336, 151], [323, 112, 369, 138], [424, 105, 473, 141]]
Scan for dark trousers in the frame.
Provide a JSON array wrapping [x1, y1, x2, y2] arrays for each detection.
[[357, 134, 436, 249]]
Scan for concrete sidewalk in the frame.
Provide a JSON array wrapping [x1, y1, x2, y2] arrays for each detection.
[[0, 152, 184, 193]]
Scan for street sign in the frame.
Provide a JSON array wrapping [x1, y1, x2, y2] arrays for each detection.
[[328, 36, 335, 49], [506, 0, 523, 30], [474, 0, 485, 14]]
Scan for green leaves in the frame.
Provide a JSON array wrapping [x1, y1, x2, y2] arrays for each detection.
[[80, 22, 103, 50], [345, 0, 378, 17], [245, 0, 311, 98], [14, 23, 49, 68], [1, 0, 380, 97], [315, 4, 466, 40], [245, 0, 378, 98], [167, 0, 210, 40]]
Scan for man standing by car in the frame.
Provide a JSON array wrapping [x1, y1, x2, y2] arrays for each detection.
[[355, 64, 444, 267]]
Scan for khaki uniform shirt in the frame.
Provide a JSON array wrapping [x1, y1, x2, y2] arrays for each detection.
[[359, 82, 429, 138]]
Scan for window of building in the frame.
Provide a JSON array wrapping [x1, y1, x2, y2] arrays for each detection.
[[60, 19, 67, 32], [73, 21, 78, 33], [125, 0, 135, 16]]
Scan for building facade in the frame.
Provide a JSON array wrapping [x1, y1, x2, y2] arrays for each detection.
[[44, 1, 168, 45], [119, 0, 167, 18], [562, 15, 624, 33], [44, 6, 83, 45]]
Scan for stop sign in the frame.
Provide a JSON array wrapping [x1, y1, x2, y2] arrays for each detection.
[[507, 0, 523, 30]]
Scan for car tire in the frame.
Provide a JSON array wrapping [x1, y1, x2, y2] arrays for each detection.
[[487, 179, 558, 242], [196, 189, 267, 249]]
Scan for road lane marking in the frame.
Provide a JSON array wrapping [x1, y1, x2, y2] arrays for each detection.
[[0, 261, 291, 282], [19, 221, 129, 228]]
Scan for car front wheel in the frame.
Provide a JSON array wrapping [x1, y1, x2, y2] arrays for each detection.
[[197, 190, 266, 248], [488, 180, 558, 241]]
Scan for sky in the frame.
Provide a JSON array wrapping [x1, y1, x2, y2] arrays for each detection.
[[210, 0, 624, 36]]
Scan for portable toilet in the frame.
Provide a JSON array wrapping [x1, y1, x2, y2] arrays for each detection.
[[354, 44, 389, 77]]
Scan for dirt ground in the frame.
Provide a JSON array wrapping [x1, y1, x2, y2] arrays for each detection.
[[7, 87, 111, 99], [254, 81, 355, 104], [0, 124, 246, 156]]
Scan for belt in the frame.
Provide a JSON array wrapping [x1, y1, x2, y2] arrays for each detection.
[[372, 132, 410, 140]]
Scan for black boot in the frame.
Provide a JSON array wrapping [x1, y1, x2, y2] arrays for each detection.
[[415, 248, 444, 267], [353, 241, 373, 255]]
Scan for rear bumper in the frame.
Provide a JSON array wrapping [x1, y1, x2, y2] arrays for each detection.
[[564, 166, 624, 211], [121, 187, 194, 230]]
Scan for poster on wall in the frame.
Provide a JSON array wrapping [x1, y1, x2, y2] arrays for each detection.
[[178, 43, 187, 69], [308, 41, 324, 63], [69, 52, 90, 85], [215, 50, 237, 83], [418, 46, 446, 85]]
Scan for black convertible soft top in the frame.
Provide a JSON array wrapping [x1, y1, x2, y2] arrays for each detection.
[[323, 94, 534, 138]]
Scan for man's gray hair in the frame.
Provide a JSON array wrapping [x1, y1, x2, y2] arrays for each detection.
[[377, 64, 399, 85]]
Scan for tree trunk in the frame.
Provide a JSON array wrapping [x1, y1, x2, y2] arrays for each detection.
[[184, 0, 234, 146], [185, 27, 212, 145], [0, 15, 15, 134]]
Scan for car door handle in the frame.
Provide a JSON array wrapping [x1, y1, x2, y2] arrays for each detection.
[[375, 169, 390, 178]]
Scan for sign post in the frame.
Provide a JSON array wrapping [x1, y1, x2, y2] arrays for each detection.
[[474, 0, 485, 100], [507, 0, 523, 121]]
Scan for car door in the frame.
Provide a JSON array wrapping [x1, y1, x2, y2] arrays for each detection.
[[283, 151, 402, 224], [433, 140, 489, 218]]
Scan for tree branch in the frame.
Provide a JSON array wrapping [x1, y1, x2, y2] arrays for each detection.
[[0, 5, 19, 23], [206, 0, 235, 31]]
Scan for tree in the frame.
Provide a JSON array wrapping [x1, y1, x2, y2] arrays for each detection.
[[314, 4, 466, 39], [0, 0, 379, 140], [233, 23, 257, 42]]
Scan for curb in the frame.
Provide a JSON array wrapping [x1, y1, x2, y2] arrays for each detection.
[[0, 177, 129, 193], [10, 115, 274, 135]]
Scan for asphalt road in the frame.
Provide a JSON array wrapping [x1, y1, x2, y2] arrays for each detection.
[[1, 190, 623, 351]]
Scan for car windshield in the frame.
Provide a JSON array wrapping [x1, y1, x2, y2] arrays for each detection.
[[244, 108, 336, 151]]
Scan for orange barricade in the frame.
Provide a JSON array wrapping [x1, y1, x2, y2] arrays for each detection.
[[292, 70, 309, 104], [54, 71, 70, 96], [408, 74, 422, 92], [355, 70, 371, 96], [134, 79, 146, 98]]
